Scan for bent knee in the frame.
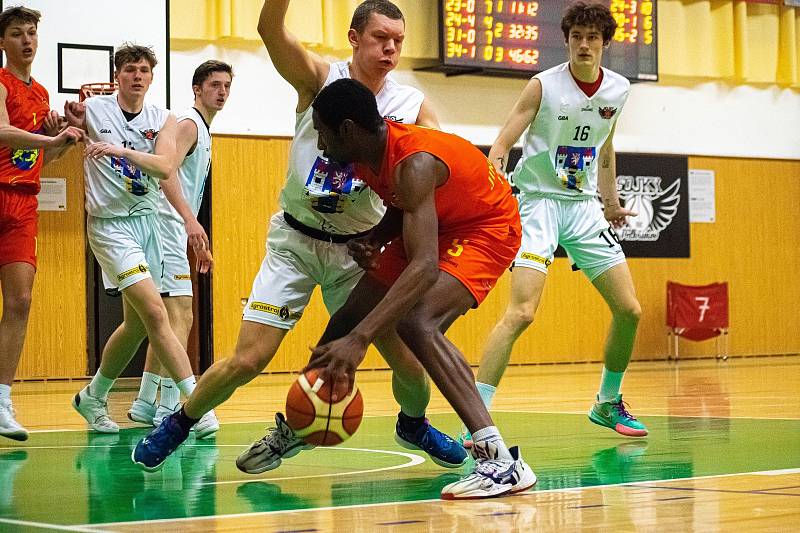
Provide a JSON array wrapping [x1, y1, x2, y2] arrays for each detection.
[[2, 291, 33, 319], [396, 316, 439, 348], [614, 301, 642, 324], [505, 302, 536, 330]]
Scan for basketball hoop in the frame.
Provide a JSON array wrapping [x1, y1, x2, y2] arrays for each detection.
[[79, 82, 117, 102]]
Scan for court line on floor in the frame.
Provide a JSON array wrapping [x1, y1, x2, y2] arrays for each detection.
[[202, 446, 425, 485], [0, 517, 108, 532], [491, 409, 800, 421], [76, 467, 800, 530]]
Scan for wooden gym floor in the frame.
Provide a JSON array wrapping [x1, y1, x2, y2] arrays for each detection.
[[1, 356, 798, 532]]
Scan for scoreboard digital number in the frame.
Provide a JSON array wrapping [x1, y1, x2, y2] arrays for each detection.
[[440, 0, 657, 81]]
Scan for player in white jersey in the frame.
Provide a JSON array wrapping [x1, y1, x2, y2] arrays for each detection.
[[66, 44, 209, 436], [460, 2, 648, 445], [126, 61, 232, 435], [132, 0, 467, 473]]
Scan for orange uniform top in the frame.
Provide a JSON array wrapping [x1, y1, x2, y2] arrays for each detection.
[[0, 68, 50, 194], [355, 120, 520, 235]]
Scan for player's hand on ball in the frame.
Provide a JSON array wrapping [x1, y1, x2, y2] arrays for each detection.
[[307, 335, 368, 401], [604, 204, 637, 229], [347, 236, 381, 270]]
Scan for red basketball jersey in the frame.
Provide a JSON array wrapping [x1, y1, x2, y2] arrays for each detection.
[[355, 120, 519, 234], [0, 68, 50, 194]]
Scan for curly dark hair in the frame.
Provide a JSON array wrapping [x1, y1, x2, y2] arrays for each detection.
[[312, 79, 383, 135], [561, 2, 617, 44]]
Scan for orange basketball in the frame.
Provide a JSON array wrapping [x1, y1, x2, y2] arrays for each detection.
[[285, 368, 363, 446]]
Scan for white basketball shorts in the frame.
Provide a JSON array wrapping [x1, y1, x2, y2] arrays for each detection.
[[514, 195, 626, 281], [242, 212, 364, 329], [159, 215, 193, 297], [87, 213, 163, 292]]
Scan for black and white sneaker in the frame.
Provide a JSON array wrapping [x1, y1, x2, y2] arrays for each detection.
[[235, 412, 314, 474], [440, 441, 536, 500]]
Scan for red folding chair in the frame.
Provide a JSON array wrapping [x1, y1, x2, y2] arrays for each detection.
[[666, 282, 730, 361]]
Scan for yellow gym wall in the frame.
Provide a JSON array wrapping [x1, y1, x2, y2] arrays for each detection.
[[210, 141, 800, 371]]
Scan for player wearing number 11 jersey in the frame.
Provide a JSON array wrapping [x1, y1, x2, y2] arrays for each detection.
[[460, 1, 648, 446]]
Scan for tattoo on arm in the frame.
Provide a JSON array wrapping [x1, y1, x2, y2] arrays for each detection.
[[601, 153, 611, 169]]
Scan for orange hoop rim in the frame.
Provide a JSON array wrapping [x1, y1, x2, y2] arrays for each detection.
[[79, 82, 117, 101]]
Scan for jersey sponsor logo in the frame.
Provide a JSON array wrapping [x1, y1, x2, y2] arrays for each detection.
[[139, 128, 159, 140], [173, 274, 191, 280], [304, 156, 367, 214], [615, 176, 681, 241], [117, 263, 149, 282], [557, 115, 569, 121], [520, 252, 552, 267], [383, 114, 404, 123], [598, 106, 618, 119], [581, 103, 594, 112], [11, 148, 40, 170], [111, 156, 149, 196], [248, 301, 294, 320], [100, 128, 112, 134], [555, 146, 596, 192]]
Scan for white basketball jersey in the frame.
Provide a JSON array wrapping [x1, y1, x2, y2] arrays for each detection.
[[280, 61, 424, 234], [83, 95, 170, 217], [512, 62, 629, 200], [160, 107, 212, 221]]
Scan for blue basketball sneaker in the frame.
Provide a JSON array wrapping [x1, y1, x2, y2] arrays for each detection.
[[394, 414, 468, 468], [131, 412, 190, 472]]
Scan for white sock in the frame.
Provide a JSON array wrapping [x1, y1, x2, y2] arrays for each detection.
[[88, 372, 115, 400], [159, 377, 181, 409], [472, 425, 512, 461], [0, 384, 10, 402], [176, 375, 197, 399], [598, 367, 625, 403], [476, 381, 497, 409], [137, 372, 160, 404]]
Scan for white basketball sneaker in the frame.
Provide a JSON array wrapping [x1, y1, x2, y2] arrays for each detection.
[[440, 441, 537, 500], [153, 403, 179, 427], [0, 399, 28, 441], [127, 398, 156, 425], [194, 410, 220, 440], [71, 386, 119, 433]]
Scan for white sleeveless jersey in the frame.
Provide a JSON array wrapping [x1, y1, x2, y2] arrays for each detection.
[[159, 107, 212, 221], [279, 61, 424, 234], [83, 95, 170, 217], [512, 62, 629, 200]]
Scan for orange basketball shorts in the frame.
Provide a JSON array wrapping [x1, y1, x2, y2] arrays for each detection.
[[370, 222, 521, 306], [0, 187, 38, 269]]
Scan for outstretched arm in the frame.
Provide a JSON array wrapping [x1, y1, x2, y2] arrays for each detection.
[[597, 123, 636, 228], [257, 0, 329, 110], [0, 85, 82, 153], [488, 77, 542, 173]]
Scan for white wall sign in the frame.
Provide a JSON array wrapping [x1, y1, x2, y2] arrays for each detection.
[[37, 177, 66, 211], [688, 169, 716, 223]]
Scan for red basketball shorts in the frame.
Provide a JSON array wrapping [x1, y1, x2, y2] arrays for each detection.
[[0, 187, 38, 269]]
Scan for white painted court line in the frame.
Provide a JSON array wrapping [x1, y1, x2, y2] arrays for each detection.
[[491, 409, 800, 421], [202, 446, 425, 486], [0, 517, 108, 532], [77, 467, 800, 530]]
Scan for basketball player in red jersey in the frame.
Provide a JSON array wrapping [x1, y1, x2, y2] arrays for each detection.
[[0, 6, 83, 441], [304, 78, 537, 500]]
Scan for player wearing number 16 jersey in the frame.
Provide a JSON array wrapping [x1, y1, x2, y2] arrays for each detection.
[[460, 1, 648, 446]]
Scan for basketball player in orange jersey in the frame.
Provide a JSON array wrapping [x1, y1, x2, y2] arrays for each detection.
[[0, 5, 83, 441], [132, 0, 466, 474], [303, 79, 537, 500]]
